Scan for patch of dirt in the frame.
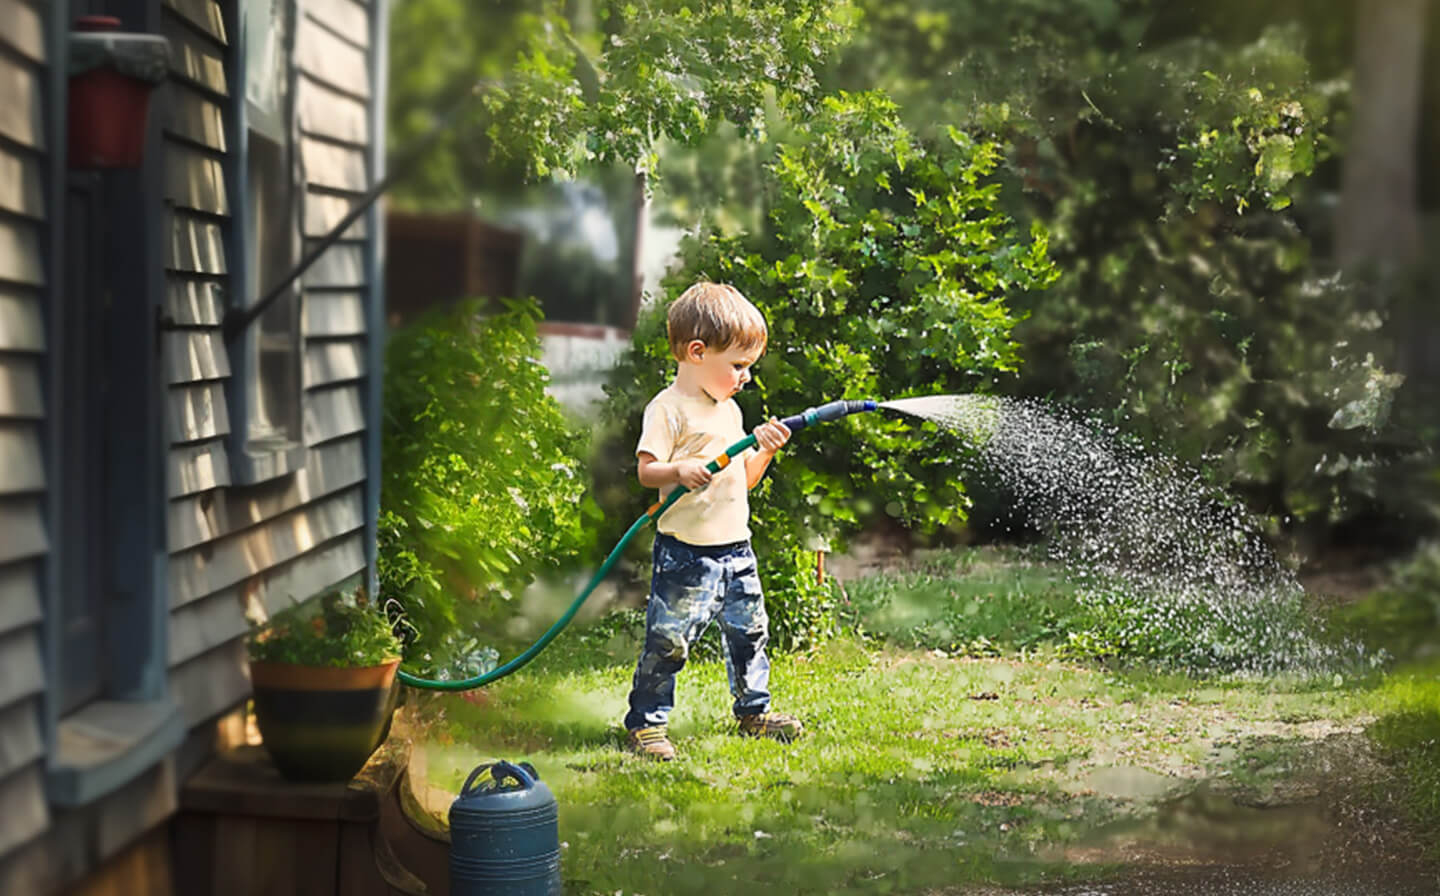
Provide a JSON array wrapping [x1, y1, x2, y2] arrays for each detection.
[[1016, 732, 1437, 893]]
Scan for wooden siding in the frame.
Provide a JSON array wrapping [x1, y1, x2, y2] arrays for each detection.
[[165, 277, 224, 327], [0, 287, 44, 350], [167, 434, 365, 552], [161, 18, 228, 98], [0, 146, 44, 220], [297, 77, 368, 145], [157, 0, 236, 714], [303, 291, 366, 336], [168, 440, 231, 499], [0, 53, 44, 150], [295, 13, 370, 99], [158, 0, 380, 739], [0, 0, 49, 865], [0, 218, 44, 285], [0, 0, 384, 883], [163, 0, 227, 44], [0, 423, 44, 494], [0, 768, 47, 861]]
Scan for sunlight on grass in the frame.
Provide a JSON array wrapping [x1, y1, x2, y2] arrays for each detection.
[[408, 544, 1380, 895]]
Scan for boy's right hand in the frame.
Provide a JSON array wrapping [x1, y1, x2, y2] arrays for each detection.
[[675, 459, 713, 490]]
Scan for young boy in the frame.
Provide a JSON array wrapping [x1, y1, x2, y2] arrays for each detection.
[[624, 281, 802, 760]]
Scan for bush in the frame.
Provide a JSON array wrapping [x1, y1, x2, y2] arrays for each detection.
[[600, 91, 1058, 649], [379, 299, 598, 674]]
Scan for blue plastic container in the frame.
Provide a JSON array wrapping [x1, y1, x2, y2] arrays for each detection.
[[449, 760, 561, 896]]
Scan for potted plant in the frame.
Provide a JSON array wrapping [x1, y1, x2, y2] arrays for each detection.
[[247, 587, 405, 782]]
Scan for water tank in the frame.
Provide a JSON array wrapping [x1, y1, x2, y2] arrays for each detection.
[[449, 760, 561, 895]]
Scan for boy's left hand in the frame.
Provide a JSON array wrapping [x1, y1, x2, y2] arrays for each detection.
[[753, 417, 791, 454]]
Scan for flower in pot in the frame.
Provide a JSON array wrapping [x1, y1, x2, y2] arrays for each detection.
[[247, 587, 405, 782]]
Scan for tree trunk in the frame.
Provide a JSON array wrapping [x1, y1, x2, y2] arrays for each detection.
[[628, 169, 649, 330], [1335, 0, 1428, 270]]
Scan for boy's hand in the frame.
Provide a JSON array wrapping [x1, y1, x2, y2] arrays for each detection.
[[753, 417, 791, 454], [675, 459, 713, 490]]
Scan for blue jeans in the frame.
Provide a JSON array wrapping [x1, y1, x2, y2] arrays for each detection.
[[623, 533, 772, 730]]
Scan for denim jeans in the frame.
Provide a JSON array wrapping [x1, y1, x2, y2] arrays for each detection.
[[623, 533, 772, 730]]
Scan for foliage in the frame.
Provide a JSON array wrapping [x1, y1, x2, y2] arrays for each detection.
[[748, 502, 840, 652], [657, 0, 1425, 545], [1328, 542, 1440, 663], [995, 28, 1424, 538], [379, 298, 598, 673], [247, 588, 404, 668], [388, 0, 856, 204], [597, 91, 1057, 649]]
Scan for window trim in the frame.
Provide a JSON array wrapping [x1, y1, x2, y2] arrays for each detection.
[[227, 0, 307, 485]]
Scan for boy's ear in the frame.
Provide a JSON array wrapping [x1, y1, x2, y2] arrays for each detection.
[[684, 339, 707, 363]]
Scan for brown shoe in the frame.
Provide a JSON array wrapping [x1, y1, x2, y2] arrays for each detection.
[[626, 726, 677, 760], [736, 712, 804, 742]]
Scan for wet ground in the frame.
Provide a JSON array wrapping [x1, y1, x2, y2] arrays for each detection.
[[1044, 868, 1438, 895], [1025, 763, 1440, 895]]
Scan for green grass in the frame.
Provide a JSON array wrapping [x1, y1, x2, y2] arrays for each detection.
[[1364, 657, 1440, 860], [842, 545, 1353, 675], [409, 546, 1386, 894]]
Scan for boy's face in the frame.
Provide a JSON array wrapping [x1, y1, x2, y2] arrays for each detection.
[[685, 340, 761, 402]]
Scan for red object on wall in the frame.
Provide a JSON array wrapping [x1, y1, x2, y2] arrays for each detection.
[[67, 16, 169, 169], [68, 69, 153, 168]]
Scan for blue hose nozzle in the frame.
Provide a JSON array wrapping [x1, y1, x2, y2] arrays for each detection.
[[779, 399, 878, 433]]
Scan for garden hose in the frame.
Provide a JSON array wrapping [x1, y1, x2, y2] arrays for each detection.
[[396, 399, 878, 691]]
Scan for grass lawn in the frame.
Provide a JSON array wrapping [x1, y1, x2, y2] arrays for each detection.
[[404, 546, 1440, 894]]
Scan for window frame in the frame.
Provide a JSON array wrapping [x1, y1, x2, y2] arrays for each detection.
[[227, 0, 307, 484]]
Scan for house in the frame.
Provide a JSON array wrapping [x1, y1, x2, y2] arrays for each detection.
[[0, 0, 388, 890]]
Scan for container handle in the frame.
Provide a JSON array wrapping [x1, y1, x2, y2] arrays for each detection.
[[460, 759, 536, 796]]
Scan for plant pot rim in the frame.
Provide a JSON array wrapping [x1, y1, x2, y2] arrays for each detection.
[[249, 657, 401, 690]]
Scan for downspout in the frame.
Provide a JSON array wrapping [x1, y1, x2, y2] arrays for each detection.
[[364, 0, 391, 596], [42, 0, 72, 754]]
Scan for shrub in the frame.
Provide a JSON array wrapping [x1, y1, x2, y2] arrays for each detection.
[[600, 91, 1058, 649], [379, 298, 598, 673]]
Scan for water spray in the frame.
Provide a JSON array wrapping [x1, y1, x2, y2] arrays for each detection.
[[397, 399, 879, 691]]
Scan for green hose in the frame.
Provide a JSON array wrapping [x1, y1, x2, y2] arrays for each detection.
[[396, 433, 761, 691]]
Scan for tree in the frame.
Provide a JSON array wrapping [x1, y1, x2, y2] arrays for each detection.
[[387, 0, 855, 205], [1335, 0, 1429, 269]]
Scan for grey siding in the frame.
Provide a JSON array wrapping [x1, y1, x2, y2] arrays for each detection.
[[0, 0, 50, 861], [162, 0, 376, 729]]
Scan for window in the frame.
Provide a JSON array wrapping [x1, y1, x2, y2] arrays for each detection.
[[231, 0, 304, 482]]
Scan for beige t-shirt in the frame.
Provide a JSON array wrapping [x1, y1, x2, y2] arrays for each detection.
[[636, 384, 755, 545]]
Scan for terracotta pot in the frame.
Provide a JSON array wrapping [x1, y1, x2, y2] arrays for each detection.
[[249, 659, 401, 782]]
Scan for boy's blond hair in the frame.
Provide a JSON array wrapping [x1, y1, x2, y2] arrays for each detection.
[[666, 281, 768, 362]]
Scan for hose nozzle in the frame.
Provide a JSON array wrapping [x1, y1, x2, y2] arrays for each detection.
[[779, 399, 878, 433]]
